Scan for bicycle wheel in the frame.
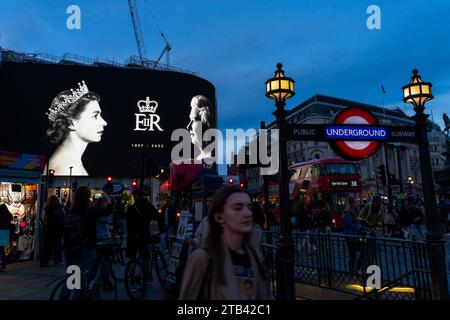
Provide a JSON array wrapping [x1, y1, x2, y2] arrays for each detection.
[[111, 261, 125, 282], [112, 245, 126, 266], [124, 260, 147, 300], [99, 270, 118, 300], [49, 278, 67, 300], [118, 248, 126, 266], [82, 267, 101, 300], [49, 277, 79, 300], [155, 251, 168, 287]]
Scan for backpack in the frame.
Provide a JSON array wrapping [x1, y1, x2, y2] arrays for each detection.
[[63, 210, 84, 249]]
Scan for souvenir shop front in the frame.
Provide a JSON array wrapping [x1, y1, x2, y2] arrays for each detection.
[[0, 151, 45, 262]]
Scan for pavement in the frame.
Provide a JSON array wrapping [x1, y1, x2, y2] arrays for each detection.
[[1, 234, 449, 300], [0, 260, 167, 300]]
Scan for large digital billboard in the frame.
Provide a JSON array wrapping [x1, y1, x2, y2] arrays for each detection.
[[0, 61, 216, 177]]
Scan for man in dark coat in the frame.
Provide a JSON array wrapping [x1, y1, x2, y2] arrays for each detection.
[[126, 188, 157, 260]]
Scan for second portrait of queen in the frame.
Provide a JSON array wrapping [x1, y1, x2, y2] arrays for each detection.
[[45, 81, 107, 176]]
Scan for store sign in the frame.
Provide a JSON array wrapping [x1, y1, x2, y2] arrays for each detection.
[[330, 180, 359, 189], [0, 151, 45, 172]]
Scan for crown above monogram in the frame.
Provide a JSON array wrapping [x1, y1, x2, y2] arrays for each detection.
[[46, 81, 89, 122], [137, 97, 158, 113]]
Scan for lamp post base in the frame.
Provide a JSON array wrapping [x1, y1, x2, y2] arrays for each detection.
[[425, 233, 449, 300], [276, 235, 296, 300]]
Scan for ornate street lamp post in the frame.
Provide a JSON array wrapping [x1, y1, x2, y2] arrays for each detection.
[[265, 63, 296, 299], [402, 69, 449, 299], [407, 176, 414, 194]]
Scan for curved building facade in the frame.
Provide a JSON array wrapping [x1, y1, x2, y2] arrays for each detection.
[[0, 49, 217, 178]]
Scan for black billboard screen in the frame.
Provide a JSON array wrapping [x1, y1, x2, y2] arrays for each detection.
[[0, 61, 216, 177]]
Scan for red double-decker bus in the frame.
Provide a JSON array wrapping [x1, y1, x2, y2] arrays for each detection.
[[289, 157, 362, 230]]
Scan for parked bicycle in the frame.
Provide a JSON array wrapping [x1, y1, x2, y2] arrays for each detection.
[[48, 241, 118, 300], [124, 235, 168, 300]]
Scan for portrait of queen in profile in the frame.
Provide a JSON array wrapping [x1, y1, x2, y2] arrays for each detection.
[[45, 81, 107, 176], [186, 95, 212, 161]]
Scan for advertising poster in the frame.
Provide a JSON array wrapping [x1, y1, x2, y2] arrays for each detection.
[[0, 61, 217, 177], [176, 210, 189, 241]]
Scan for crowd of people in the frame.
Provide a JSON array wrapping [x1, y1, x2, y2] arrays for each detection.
[[4, 183, 449, 300], [34, 185, 273, 300], [291, 193, 450, 240], [38, 187, 180, 269]]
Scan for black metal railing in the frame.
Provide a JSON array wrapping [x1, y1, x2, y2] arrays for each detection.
[[354, 268, 431, 300], [262, 229, 435, 300], [262, 244, 278, 299]]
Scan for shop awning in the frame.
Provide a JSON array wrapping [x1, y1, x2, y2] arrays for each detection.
[[160, 180, 170, 193], [170, 162, 203, 191], [0, 168, 43, 184]]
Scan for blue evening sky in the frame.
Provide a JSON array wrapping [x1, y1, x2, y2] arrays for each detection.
[[1, 0, 449, 132]]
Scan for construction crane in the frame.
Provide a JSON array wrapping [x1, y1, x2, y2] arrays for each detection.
[[128, 0, 147, 66], [155, 31, 171, 68], [128, 0, 171, 68]]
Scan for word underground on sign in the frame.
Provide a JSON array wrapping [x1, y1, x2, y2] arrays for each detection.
[[325, 125, 388, 141]]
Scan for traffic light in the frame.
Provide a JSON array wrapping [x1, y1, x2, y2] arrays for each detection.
[[131, 180, 137, 189], [48, 169, 55, 188], [377, 165, 386, 186], [55, 187, 61, 198], [228, 178, 234, 185], [240, 182, 246, 189], [106, 176, 113, 194]]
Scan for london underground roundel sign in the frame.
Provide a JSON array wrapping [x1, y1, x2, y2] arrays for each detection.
[[329, 107, 382, 160]]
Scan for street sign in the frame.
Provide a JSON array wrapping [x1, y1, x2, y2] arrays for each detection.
[[330, 107, 381, 161], [324, 125, 388, 141], [287, 124, 324, 141], [285, 107, 420, 160], [388, 126, 419, 142], [287, 123, 417, 143]]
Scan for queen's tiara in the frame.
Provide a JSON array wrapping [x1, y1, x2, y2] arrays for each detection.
[[46, 81, 89, 122]]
